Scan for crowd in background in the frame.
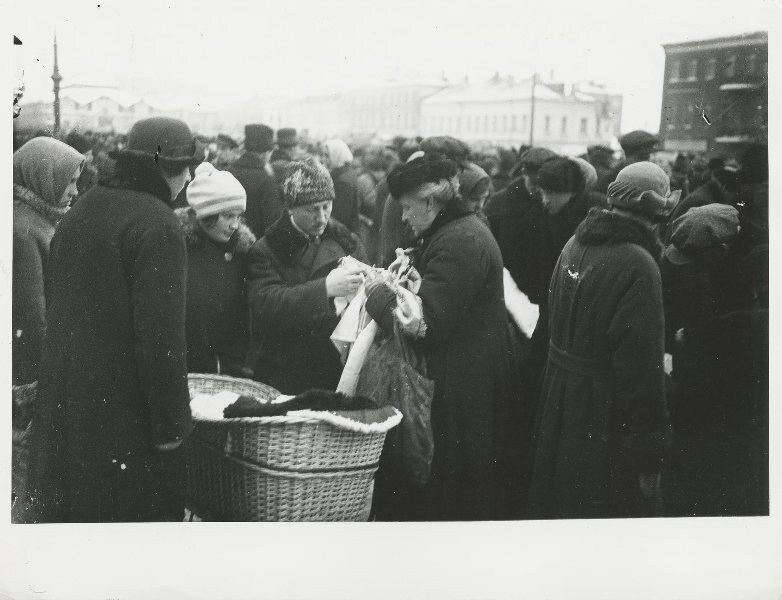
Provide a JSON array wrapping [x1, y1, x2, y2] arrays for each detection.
[[11, 114, 768, 522]]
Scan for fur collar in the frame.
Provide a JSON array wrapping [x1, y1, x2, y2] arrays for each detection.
[[98, 165, 173, 205], [13, 183, 68, 225], [575, 207, 663, 261], [174, 207, 256, 258], [263, 210, 359, 265]]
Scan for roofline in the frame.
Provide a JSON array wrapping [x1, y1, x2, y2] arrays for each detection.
[[662, 31, 767, 54]]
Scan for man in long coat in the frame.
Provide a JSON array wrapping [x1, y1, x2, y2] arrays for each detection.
[[228, 124, 284, 238], [245, 158, 366, 394], [528, 162, 677, 519], [21, 117, 200, 523]]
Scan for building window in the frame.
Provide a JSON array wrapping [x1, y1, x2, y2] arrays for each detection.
[[705, 57, 717, 80], [580, 117, 588, 136], [561, 116, 567, 134], [748, 53, 758, 75], [687, 58, 698, 81], [669, 59, 681, 82], [544, 115, 550, 134], [724, 53, 737, 78], [522, 114, 528, 132], [665, 104, 677, 130]]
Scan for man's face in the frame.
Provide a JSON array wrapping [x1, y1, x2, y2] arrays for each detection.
[[290, 200, 332, 237]]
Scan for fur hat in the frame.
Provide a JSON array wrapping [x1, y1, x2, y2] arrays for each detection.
[[665, 204, 740, 265], [277, 128, 298, 147], [515, 147, 559, 176], [571, 156, 598, 189], [109, 117, 202, 166], [281, 158, 335, 208], [419, 136, 471, 162], [607, 162, 680, 221], [186, 162, 247, 218], [244, 124, 274, 153], [387, 157, 459, 199]]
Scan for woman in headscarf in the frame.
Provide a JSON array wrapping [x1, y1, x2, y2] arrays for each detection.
[[13, 137, 84, 386], [322, 139, 360, 233]]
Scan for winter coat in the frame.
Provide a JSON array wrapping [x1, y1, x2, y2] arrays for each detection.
[[365, 205, 517, 521], [270, 148, 294, 184], [330, 164, 361, 233], [23, 172, 193, 523], [12, 192, 58, 385], [245, 212, 366, 394], [528, 207, 671, 519], [228, 152, 284, 238], [175, 208, 256, 376]]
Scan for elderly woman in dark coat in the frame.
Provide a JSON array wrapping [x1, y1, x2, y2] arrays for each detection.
[[22, 117, 199, 523], [245, 158, 366, 394], [364, 157, 517, 521], [176, 162, 257, 376], [12, 137, 83, 386], [528, 162, 677, 519]]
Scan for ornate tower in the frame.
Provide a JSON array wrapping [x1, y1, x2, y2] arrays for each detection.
[[52, 33, 62, 134]]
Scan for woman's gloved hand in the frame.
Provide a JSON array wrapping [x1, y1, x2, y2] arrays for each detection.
[[394, 285, 426, 338]]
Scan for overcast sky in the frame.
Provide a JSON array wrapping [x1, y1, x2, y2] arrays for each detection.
[[10, 0, 777, 132]]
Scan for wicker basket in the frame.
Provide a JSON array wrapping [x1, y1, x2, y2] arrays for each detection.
[[188, 373, 387, 471], [186, 438, 376, 521]]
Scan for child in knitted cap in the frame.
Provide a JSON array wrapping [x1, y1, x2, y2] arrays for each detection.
[[187, 162, 248, 245]]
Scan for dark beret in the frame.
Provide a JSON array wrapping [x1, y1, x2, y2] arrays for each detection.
[[387, 157, 459, 199]]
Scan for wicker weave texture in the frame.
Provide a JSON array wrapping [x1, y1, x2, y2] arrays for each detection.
[[186, 439, 375, 521], [188, 373, 387, 470]]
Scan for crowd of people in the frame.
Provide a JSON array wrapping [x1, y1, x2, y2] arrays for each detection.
[[11, 114, 768, 522]]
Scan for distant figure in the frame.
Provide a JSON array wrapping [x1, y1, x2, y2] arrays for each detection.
[[586, 144, 616, 194], [322, 139, 361, 233], [270, 127, 299, 183], [228, 124, 284, 237]]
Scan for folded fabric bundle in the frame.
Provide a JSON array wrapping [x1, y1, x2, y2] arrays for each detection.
[[222, 388, 402, 432]]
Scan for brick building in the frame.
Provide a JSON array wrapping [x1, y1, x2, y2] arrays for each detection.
[[659, 31, 768, 158]]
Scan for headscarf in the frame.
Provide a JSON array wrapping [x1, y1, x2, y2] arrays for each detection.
[[458, 162, 491, 203], [324, 139, 354, 170], [13, 137, 84, 208]]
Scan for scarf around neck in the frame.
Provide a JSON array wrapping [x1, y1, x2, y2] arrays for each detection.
[[14, 183, 69, 225]]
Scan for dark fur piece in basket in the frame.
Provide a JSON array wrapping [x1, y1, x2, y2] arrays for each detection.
[[223, 389, 376, 419]]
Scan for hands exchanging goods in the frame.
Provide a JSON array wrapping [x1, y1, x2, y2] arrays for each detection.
[[326, 265, 365, 298]]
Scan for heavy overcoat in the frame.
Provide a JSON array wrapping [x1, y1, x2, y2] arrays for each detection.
[[245, 212, 366, 394], [24, 173, 193, 522], [175, 208, 256, 376], [365, 207, 517, 520], [528, 208, 671, 519], [228, 152, 284, 238], [330, 164, 361, 233], [12, 197, 57, 385]]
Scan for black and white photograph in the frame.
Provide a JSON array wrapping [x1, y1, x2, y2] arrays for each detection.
[[2, 0, 779, 597]]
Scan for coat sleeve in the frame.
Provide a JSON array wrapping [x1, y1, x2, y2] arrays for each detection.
[[245, 243, 335, 337], [607, 257, 671, 473], [13, 233, 47, 382], [417, 228, 490, 345], [130, 220, 193, 446]]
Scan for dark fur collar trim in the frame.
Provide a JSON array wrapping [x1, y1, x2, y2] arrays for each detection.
[[98, 166, 172, 205], [174, 208, 256, 257], [575, 207, 663, 261], [263, 210, 360, 264]]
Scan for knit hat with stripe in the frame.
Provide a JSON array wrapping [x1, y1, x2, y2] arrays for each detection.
[[186, 162, 246, 218]]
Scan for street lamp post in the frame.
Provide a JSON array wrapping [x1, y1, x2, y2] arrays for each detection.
[[529, 72, 537, 147], [52, 33, 62, 135]]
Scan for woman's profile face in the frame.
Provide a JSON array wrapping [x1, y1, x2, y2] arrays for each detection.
[[400, 184, 439, 236], [59, 165, 83, 207], [200, 209, 243, 243]]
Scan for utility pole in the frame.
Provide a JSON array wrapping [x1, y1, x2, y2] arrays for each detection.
[[52, 33, 62, 135], [529, 72, 537, 147]]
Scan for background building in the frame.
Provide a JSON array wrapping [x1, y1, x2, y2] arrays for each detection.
[[420, 75, 622, 154], [659, 31, 768, 157]]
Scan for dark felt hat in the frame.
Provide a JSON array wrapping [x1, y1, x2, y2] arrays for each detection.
[[534, 157, 585, 193], [109, 117, 201, 166], [618, 130, 660, 155], [244, 124, 274, 153], [515, 147, 559, 176], [665, 204, 740, 265], [387, 157, 459, 199], [277, 128, 298, 147], [217, 133, 239, 149]]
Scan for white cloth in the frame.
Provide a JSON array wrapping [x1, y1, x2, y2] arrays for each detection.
[[502, 268, 539, 338]]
